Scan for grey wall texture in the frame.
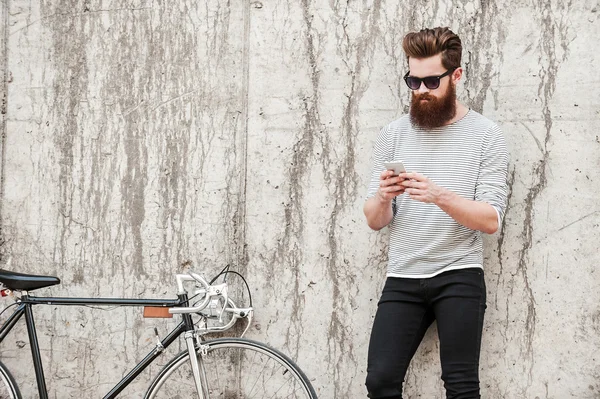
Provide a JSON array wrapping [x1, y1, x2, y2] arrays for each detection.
[[0, 0, 599, 397]]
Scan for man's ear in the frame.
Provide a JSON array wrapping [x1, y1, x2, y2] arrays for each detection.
[[452, 67, 463, 83]]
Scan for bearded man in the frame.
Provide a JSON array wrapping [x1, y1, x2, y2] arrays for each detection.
[[363, 27, 509, 399]]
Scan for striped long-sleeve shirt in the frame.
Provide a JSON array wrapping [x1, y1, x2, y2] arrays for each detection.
[[366, 110, 509, 278]]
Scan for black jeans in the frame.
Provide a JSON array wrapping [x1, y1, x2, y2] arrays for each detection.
[[365, 268, 487, 399]]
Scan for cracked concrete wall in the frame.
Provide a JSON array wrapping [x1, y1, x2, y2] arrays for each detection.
[[1, 0, 599, 398]]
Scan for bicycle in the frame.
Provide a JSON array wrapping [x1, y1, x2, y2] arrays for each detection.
[[0, 267, 318, 398]]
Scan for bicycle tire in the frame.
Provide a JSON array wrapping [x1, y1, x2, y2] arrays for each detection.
[[144, 337, 317, 399], [0, 360, 21, 399]]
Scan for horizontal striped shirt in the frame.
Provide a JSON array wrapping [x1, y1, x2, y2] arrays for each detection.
[[366, 110, 509, 278]]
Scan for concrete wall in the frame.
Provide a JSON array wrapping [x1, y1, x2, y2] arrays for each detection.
[[1, 0, 599, 397]]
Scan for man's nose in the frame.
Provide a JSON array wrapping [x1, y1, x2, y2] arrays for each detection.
[[416, 82, 430, 94]]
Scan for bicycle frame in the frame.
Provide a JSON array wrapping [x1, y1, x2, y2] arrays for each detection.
[[0, 293, 197, 399]]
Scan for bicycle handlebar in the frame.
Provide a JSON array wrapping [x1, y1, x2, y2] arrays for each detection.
[[169, 272, 212, 314], [166, 272, 253, 336], [168, 272, 250, 317]]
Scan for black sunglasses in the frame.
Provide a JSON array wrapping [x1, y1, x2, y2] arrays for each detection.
[[403, 68, 456, 90]]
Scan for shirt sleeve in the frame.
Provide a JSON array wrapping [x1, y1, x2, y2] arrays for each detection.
[[366, 125, 394, 199], [474, 124, 510, 225]]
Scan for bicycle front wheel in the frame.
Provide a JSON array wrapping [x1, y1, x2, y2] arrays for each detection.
[[145, 337, 317, 399], [0, 360, 21, 399]]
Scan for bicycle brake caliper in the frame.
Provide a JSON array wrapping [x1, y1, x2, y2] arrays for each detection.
[[199, 343, 209, 357]]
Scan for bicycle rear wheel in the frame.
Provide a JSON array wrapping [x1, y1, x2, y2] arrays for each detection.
[[0, 361, 21, 399], [145, 337, 317, 399]]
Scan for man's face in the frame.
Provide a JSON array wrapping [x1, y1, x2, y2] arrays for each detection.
[[407, 54, 461, 129]]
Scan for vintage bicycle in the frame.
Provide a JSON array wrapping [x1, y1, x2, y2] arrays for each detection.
[[0, 267, 317, 398]]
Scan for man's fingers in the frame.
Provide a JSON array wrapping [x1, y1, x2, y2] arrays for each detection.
[[402, 180, 427, 189], [400, 172, 425, 181], [406, 188, 424, 196], [380, 169, 395, 179], [381, 176, 404, 187], [382, 185, 404, 193], [378, 184, 405, 201]]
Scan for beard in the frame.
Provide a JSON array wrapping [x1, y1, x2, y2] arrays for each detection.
[[409, 81, 457, 129]]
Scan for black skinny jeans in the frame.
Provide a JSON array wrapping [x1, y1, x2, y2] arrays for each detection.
[[365, 268, 487, 399]]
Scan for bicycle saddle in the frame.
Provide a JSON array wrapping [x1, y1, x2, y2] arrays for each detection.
[[0, 269, 60, 291]]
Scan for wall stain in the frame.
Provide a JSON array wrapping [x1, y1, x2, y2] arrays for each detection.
[[460, 0, 507, 113], [235, 0, 251, 279], [90, 104, 120, 281], [158, 129, 190, 279], [118, 49, 149, 279], [188, 2, 246, 278], [494, 167, 515, 312], [46, 0, 90, 283], [324, 1, 382, 396], [266, 0, 320, 359], [513, 0, 574, 388], [0, 0, 8, 247]]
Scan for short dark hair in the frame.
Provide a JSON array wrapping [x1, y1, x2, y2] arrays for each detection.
[[402, 27, 462, 70]]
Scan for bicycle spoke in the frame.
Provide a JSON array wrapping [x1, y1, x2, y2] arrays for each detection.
[[246, 347, 276, 397], [266, 368, 309, 399], [242, 345, 260, 395], [254, 360, 293, 399], [146, 339, 315, 399]]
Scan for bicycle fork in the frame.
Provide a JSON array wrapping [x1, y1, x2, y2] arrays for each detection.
[[184, 331, 210, 399]]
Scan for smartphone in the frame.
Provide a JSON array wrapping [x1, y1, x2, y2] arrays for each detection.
[[383, 160, 406, 176]]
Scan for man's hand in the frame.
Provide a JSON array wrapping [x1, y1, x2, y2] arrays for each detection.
[[399, 171, 499, 234], [364, 169, 405, 230], [377, 170, 406, 202], [400, 172, 446, 204]]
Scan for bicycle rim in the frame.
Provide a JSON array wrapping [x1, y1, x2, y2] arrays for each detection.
[[145, 337, 317, 399], [0, 361, 21, 399]]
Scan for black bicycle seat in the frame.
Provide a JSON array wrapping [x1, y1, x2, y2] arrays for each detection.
[[0, 269, 61, 291]]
